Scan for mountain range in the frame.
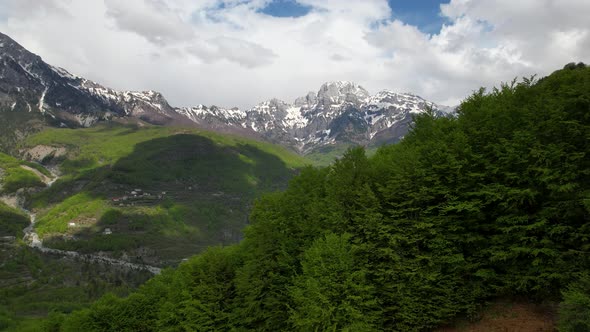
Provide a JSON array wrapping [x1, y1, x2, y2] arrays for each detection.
[[0, 32, 453, 154]]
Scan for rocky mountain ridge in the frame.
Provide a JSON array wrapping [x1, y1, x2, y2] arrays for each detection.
[[0, 32, 454, 154], [0, 32, 191, 127], [179, 80, 453, 152]]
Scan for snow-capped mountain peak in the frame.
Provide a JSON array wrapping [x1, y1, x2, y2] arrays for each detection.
[[1, 31, 455, 154], [367, 90, 436, 114], [188, 81, 453, 153]]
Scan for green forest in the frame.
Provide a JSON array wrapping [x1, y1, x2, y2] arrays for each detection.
[[32, 64, 590, 331]]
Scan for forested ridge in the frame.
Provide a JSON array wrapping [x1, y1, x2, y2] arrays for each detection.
[[44, 64, 589, 331]]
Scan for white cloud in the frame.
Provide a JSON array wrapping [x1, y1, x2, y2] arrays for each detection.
[[0, 0, 73, 19], [0, 0, 588, 109], [104, 0, 195, 45], [187, 36, 277, 68]]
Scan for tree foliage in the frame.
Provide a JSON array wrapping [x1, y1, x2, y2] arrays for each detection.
[[53, 64, 590, 331], [558, 273, 590, 332]]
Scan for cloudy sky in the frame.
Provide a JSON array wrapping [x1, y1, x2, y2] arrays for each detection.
[[0, 0, 588, 109]]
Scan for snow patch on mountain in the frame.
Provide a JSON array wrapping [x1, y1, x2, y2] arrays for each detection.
[[50, 65, 79, 80], [284, 106, 308, 128], [38, 86, 48, 113]]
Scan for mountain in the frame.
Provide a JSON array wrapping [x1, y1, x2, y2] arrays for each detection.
[[0, 32, 453, 154], [233, 82, 453, 153], [0, 33, 179, 126]]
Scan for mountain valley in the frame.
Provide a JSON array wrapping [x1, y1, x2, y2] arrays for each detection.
[[0, 25, 588, 332], [0, 122, 307, 329]]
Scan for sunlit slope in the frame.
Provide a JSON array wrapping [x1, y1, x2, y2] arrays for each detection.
[[23, 124, 308, 266]]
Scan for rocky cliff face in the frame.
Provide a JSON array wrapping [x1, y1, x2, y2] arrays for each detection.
[[0, 32, 454, 154]]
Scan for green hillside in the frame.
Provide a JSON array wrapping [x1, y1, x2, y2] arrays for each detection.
[[21, 124, 307, 266], [0, 152, 47, 194], [1, 123, 309, 330], [44, 64, 590, 331]]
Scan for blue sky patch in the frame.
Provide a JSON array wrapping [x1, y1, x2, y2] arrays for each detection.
[[259, 0, 312, 18], [256, 0, 450, 33], [387, 0, 451, 35]]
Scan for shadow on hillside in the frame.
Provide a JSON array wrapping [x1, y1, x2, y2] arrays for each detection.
[[88, 122, 141, 135], [0, 109, 46, 154], [40, 133, 297, 266], [107, 134, 293, 191]]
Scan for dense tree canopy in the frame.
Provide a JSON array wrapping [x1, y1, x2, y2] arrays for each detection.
[[51, 64, 590, 331]]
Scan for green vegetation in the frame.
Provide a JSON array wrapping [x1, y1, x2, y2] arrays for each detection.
[[0, 151, 151, 331], [305, 143, 354, 166], [0, 246, 152, 332], [306, 143, 378, 166], [0, 122, 308, 329], [22, 125, 307, 265], [0, 153, 45, 194], [26, 124, 307, 173], [43, 64, 589, 330], [0, 110, 45, 155], [289, 233, 380, 331], [35, 193, 107, 237], [558, 273, 590, 332], [0, 202, 29, 238]]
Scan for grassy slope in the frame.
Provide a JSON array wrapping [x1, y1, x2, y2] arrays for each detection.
[[0, 153, 46, 194], [26, 124, 306, 171], [0, 202, 29, 238], [306, 143, 379, 166], [24, 124, 309, 266]]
